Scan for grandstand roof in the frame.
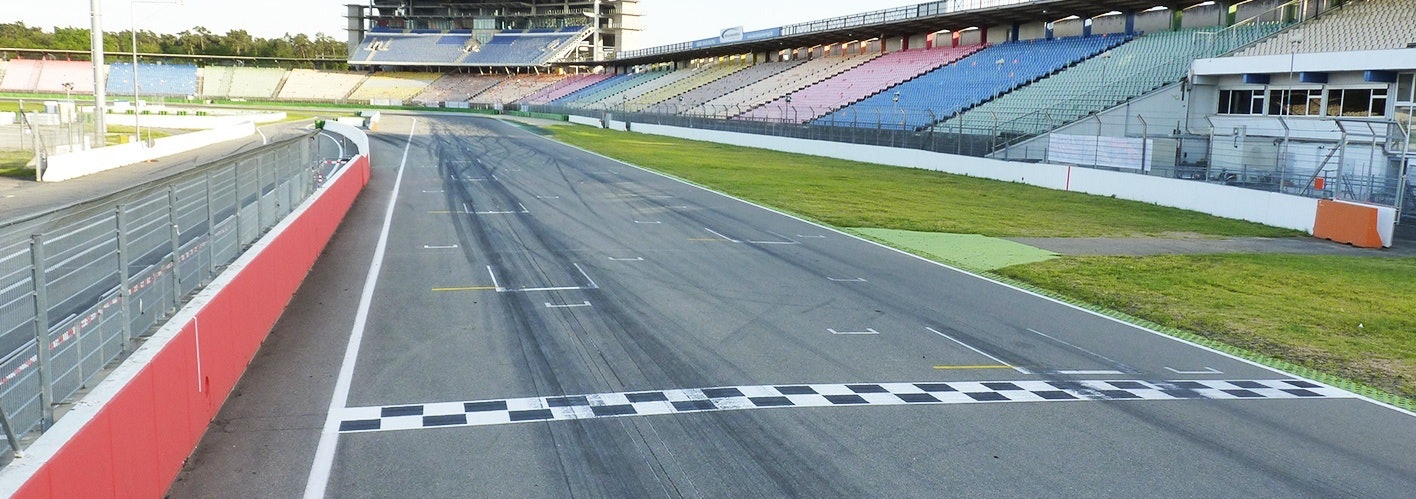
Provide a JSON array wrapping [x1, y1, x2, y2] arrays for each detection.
[[609, 0, 1201, 66]]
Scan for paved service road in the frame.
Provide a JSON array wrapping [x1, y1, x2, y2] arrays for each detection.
[[170, 115, 1416, 498]]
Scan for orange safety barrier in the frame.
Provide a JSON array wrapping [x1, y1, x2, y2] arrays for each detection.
[[1312, 199, 1390, 248]]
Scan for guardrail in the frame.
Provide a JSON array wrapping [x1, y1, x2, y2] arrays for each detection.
[[0, 131, 343, 459]]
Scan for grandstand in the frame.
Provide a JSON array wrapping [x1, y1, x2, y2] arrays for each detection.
[[942, 22, 1284, 138], [345, 0, 640, 68], [106, 62, 198, 97], [472, 74, 566, 105], [1236, 0, 1416, 56], [349, 72, 442, 102], [519, 73, 614, 105], [819, 35, 1128, 129], [741, 44, 983, 122], [277, 69, 366, 101], [412, 74, 504, 104]]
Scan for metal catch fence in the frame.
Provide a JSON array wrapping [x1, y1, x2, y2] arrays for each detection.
[[0, 132, 348, 459]]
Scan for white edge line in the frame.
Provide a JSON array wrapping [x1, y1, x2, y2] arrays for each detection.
[[304, 117, 418, 499], [925, 327, 1030, 375], [520, 126, 1416, 418]]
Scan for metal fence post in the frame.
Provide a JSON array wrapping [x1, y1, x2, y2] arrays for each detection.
[[116, 206, 133, 346], [168, 186, 181, 310], [233, 163, 244, 247], [29, 234, 54, 429], [205, 171, 216, 279]]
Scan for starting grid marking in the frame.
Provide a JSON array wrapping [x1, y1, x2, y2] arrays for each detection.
[[336, 379, 1353, 434]]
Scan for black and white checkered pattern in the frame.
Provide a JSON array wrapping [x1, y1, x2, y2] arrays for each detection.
[[337, 379, 1350, 434]]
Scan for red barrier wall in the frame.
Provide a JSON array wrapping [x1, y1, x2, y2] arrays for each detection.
[[7, 155, 371, 498]]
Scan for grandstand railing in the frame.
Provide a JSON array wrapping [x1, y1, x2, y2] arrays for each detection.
[[0, 133, 349, 461], [615, 0, 1032, 60]]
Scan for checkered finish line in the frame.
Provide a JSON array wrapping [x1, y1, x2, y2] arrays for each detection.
[[337, 379, 1354, 434]]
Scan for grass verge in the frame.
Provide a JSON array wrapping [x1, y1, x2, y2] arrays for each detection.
[[549, 126, 1297, 238], [997, 255, 1416, 399], [546, 123, 1414, 407], [0, 150, 35, 178]]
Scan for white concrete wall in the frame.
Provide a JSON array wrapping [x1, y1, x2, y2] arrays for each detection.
[[42, 122, 256, 182], [102, 112, 285, 129], [614, 121, 1318, 233]]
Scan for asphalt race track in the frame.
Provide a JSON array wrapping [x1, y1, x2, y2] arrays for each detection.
[[169, 115, 1416, 498]]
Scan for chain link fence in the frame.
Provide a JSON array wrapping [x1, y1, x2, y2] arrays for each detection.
[[527, 102, 1411, 218], [0, 131, 349, 459]]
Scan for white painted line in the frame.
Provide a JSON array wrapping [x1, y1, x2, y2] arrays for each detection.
[[536, 196, 561, 199], [634, 220, 662, 224], [305, 118, 418, 499], [828, 277, 867, 282], [1165, 367, 1224, 375], [462, 202, 472, 214], [475, 210, 523, 215], [518, 203, 529, 213], [1027, 328, 1136, 374], [466, 177, 488, 182], [502, 286, 594, 293], [545, 301, 593, 309], [423, 244, 460, 249], [828, 328, 880, 335], [486, 266, 502, 292], [422, 189, 444, 193], [748, 240, 799, 245], [522, 120, 1416, 418], [703, 228, 740, 243], [609, 257, 644, 261], [797, 235, 826, 239], [1054, 370, 1127, 376], [574, 263, 600, 289], [926, 327, 1031, 374]]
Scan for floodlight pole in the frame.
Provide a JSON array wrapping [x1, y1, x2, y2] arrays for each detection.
[[91, 0, 107, 146], [130, 0, 182, 147]]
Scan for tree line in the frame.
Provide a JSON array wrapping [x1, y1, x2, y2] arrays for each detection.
[[0, 22, 347, 61]]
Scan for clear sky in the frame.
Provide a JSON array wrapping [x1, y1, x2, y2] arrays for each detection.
[[1, 0, 922, 48]]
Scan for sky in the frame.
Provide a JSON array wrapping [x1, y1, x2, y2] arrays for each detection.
[[1, 0, 922, 49]]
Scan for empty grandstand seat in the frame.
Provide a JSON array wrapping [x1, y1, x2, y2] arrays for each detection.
[[277, 69, 366, 101], [227, 67, 287, 99], [520, 73, 613, 105], [741, 45, 984, 122], [349, 72, 439, 101], [694, 54, 878, 116], [106, 62, 198, 96], [942, 24, 1283, 138], [1235, 0, 1416, 56], [35, 61, 96, 94], [818, 36, 1127, 129], [413, 74, 504, 103], [0, 60, 43, 92], [471, 74, 566, 104]]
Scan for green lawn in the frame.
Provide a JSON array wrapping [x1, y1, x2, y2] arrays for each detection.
[[998, 255, 1416, 398], [0, 150, 35, 178], [550, 126, 1297, 238], [547, 123, 1413, 404], [0, 101, 45, 113]]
